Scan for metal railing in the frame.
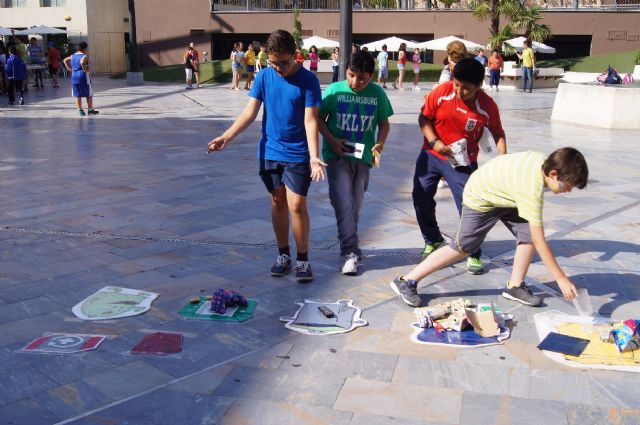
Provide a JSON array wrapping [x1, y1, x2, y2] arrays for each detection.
[[210, 0, 640, 11]]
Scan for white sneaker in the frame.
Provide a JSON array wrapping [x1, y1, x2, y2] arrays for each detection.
[[496, 86, 499, 92], [341, 253, 360, 276], [488, 86, 493, 92]]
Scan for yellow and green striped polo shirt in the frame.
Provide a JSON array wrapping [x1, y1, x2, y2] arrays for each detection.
[[463, 151, 546, 227]]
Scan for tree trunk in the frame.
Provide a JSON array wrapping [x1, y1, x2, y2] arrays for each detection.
[[490, 0, 500, 36]]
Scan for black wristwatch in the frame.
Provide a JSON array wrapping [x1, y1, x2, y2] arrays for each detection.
[[428, 138, 440, 148]]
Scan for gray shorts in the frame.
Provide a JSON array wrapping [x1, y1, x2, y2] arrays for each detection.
[[449, 206, 532, 254]]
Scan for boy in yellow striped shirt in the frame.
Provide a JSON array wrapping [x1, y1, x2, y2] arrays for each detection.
[[390, 148, 589, 307]]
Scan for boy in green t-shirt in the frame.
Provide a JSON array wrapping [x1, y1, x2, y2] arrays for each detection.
[[319, 50, 394, 275], [390, 148, 589, 308]]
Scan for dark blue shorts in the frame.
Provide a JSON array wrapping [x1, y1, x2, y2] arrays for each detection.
[[259, 159, 311, 196], [246, 65, 255, 73]]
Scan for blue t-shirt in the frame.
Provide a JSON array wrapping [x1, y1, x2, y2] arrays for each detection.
[[71, 52, 87, 84], [249, 66, 321, 162]]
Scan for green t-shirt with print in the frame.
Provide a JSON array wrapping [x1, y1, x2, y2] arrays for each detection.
[[320, 80, 394, 166]]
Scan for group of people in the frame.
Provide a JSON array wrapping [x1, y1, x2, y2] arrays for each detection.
[[1, 36, 61, 106], [207, 29, 588, 309]]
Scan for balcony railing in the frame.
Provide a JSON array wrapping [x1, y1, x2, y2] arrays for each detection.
[[210, 0, 640, 12]]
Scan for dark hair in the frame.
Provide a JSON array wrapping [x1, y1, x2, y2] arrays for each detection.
[[348, 50, 375, 74], [8, 45, 16, 54], [399, 42, 406, 52], [265, 30, 296, 55], [452, 57, 485, 85], [382, 44, 387, 50], [542, 147, 589, 189], [78, 41, 88, 50], [310, 45, 317, 52]]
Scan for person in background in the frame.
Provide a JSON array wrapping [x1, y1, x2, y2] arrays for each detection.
[[474, 48, 487, 67], [230, 42, 244, 90], [28, 37, 44, 88], [184, 45, 197, 89], [411, 47, 421, 91], [392, 42, 407, 90], [331, 47, 340, 83], [47, 41, 60, 88], [244, 42, 256, 89], [63, 41, 99, 116], [256, 44, 268, 72], [519, 39, 536, 93], [295, 46, 305, 66], [5, 45, 26, 105], [14, 36, 29, 92], [308, 45, 320, 75], [438, 40, 468, 84], [0, 45, 7, 95], [487, 50, 504, 92], [376, 44, 388, 89], [190, 43, 202, 88]]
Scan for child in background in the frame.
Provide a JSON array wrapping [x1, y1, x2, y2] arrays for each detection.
[[308, 45, 320, 75], [412, 47, 421, 90]]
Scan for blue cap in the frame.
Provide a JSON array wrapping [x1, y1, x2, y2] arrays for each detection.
[[48, 41, 55, 47]]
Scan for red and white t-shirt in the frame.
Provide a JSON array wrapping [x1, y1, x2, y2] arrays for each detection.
[[421, 81, 504, 163]]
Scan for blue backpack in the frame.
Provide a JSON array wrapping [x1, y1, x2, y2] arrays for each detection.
[[597, 65, 622, 85]]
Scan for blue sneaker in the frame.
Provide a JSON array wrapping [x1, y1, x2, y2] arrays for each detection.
[[389, 277, 421, 307], [295, 260, 313, 283], [270, 254, 291, 277]]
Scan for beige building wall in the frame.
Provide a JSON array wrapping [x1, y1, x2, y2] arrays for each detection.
[[0, 0, 129, 73]]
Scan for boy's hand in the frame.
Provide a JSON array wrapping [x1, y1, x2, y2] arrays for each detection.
[[557, 277, 578, 301], [310, 157, 327, 181], [372, 143, 385, 154], [208, 136, 229, 153], [433, 140, 452, 156], [328, 138, 350, 156]]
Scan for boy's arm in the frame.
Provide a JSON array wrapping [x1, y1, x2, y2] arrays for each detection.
[[208, 98, 262, 152], [418, 114, 451, 156], [63, 56, 71, 71], [305, 105, 326, 181], [530, 223, 577, 300], [495, 136, 507, 155], [372, 118, 390, 154], [318, 111, 349, 156]]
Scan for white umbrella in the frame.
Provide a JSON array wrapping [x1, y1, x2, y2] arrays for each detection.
[[416, 35, 484, 51], [0, 26, 14, 36], [302, 35, 339, 50], [15, 25, 67, 35], [504, 36, 555, 54], [361, 36, 418, 52]]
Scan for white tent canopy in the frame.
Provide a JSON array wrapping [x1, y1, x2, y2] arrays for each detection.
[[504, 36, 556, 54], [361, 36, 418, 52], [0, 26, 13, 36], [15, 25, 67, 35], [416, 35, 484, 51], [301, 35, 339, 50]]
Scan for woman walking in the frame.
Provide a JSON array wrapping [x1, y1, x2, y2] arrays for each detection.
[[331, 47, 339, 82], [392, 42, 407, 90]]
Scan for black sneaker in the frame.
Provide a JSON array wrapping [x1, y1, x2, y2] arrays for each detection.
[[87, 109, 99, 115], [295, 260, 313, 283], [270, 254, 291, 277], [502, 282, 542, 307], [389, 277, 421, 307]]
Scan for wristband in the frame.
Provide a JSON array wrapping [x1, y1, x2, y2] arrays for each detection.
[[428, 138, 440, 148]]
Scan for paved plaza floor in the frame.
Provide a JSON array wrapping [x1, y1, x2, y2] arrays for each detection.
[[0, 76, 639, 425]]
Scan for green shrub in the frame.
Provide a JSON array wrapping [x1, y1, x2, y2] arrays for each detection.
[[635, 50, 640, 65]]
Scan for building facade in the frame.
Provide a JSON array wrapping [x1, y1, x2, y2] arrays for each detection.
[[133, 0, 640, 68], [0, 0, 130, 73]]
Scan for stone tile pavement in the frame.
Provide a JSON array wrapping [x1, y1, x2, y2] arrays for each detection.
[[0, 76, 639, 424]]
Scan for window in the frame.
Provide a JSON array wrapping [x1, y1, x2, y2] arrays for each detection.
[[40, 0, 67, 6], [1, 0, 28, 7]]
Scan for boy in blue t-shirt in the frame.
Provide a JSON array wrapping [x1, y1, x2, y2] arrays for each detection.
[[319, 51, 393, 275], [208, 29, 325, 282]]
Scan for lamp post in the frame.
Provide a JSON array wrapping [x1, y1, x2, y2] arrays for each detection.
[[126, 0, 144, 85], [338, 0, 352, 81]]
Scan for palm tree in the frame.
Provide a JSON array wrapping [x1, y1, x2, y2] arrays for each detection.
[[487, 25, 516, 53], [509, 5, 552, 42], [471, 0, 520, 40]]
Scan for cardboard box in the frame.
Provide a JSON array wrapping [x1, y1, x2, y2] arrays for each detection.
[[465, 302, 500, 337]]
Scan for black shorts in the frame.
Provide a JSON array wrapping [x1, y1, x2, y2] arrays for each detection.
[[49, 65, 59, 75], [259, 159, 311, 196]]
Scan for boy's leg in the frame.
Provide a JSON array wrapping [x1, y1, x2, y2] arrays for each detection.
[[441, 162, 483, 273], [412, 150, 445, 258], [269, 184, 290, 249], [282, 162, 313, 282], [500, 211, 542, 306], [285, 188, 309, 255], [7, 79, 15, 103]]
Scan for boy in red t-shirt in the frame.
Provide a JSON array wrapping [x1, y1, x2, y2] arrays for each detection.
[[410, 58, 507, 277]]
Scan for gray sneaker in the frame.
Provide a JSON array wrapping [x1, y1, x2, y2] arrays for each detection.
[[270, 254, 291, 277], [295, 260, 313, 283], [389, 277, 421, 307], [502, 282, 542, 307]]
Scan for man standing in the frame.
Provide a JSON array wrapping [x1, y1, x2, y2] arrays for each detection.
[[207, 30, 325, 282], [474, 48, 487, 68], [28, 37, 44, 88], [47, 41, 60, 88], [63, 41, 99, 116], [412, 58, 506, 274], [376, 44, 388, 88], [520, 40, 536, 93]]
